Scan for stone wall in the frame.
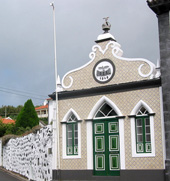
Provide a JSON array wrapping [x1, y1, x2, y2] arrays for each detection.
[[158, 11, 170, 181], [2, 125, 53, 181]]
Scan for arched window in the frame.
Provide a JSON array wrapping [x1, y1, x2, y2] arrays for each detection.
[[62, 109, 81, 159], [130, 100, 155, 157], [95, 103, 117, 118], [66, 113, 78, 155], [135, 107, 151, 153]]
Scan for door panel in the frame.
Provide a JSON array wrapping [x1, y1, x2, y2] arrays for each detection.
[[109, 154, 119, 170], [95, 154, 105, 171], [109, 135, 119, 151], [95, 136, 105, 152]]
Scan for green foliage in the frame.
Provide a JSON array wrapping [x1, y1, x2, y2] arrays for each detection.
[[39, 117, 48, 125], [16, 99, 39, 128], [0, 120, 6, 137], [25, 126, 31, 132], [4, 123, 16, 135], [16, 127, 26, 135], [0, 105, 23, 118]]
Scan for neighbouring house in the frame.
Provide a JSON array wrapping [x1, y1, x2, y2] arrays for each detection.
[[0, 117, 15, 124], [48, 18, 165, 181], [35, 105, 48, 118]]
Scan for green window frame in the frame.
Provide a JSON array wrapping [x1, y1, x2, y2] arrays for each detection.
[[135, 114, 151, 153], [66, 113, 78, 155]]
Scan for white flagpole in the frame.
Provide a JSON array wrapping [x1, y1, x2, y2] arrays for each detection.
[[50, 2, 60, 176]]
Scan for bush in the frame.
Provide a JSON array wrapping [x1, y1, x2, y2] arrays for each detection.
[[4, 123, 16, 135], [25, 126, 31, 132], [16, 127, 26, 135]]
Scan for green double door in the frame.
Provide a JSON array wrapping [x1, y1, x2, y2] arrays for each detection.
[[93, 118, 120, 176]]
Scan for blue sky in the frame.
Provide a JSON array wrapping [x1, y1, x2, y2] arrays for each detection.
[[0, 0, 159, 107]]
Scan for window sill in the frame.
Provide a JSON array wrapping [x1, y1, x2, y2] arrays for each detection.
[[132, 152, 155, 157], [63, 155, 81, 159]]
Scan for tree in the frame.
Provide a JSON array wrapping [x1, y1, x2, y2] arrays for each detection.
[[16, 99, 39, 128], [0, 120, 6, 137], [0, 105, 23, 118]]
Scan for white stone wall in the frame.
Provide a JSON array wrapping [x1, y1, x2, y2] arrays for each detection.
[[3, 125, 53, 181]]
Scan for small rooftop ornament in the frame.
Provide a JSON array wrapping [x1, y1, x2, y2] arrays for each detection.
[[102, 17, 111, 33]]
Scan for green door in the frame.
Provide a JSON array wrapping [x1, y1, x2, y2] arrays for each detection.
[[93, 118, 120, 176]]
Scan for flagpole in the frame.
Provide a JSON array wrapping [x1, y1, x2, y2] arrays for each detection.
[[50, 2, 60, 177]]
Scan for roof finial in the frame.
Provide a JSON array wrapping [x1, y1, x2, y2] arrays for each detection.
[[102, 17, 111, 33]]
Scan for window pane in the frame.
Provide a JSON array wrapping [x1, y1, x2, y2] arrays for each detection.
[[95, 111, 105, 118], [67, 124, 73, 148], [137, 127, 143, 134], [146, 127, 150, 134], [74, 138, 78, 145], [137, 135, 143, 142], [143, 109, 149, 114], [68, 124, 72, 131], [145, 118, 150, 125], [137, 111, 142, 115], [108, 110, 117, 116], [146, 134, 151, 142], [74, 124, 78, 130], [68, 132, 72, 138], [68, 139, 72, 146], [136, 119, 142, 126], [140, 107, 146, 114], [100, 103, 112, 116], [75, 131, 78, 137]]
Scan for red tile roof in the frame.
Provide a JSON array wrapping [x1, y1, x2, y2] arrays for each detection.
[[0, 117, 15, 124], [35, 105, 48, 110]]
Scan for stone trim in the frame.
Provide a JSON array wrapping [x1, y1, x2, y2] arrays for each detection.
[[49, 78, 161, 100]]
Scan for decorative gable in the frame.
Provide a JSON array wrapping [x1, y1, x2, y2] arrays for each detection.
[[62, 38, 158, 91]]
